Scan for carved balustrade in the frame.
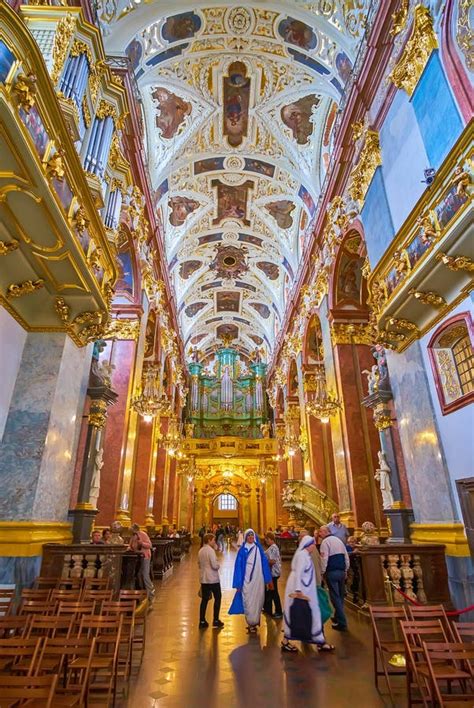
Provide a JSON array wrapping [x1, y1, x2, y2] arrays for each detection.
[[346, 544, 450, 609], [41, 543, 139, 593], [282, 480, 338, 527]]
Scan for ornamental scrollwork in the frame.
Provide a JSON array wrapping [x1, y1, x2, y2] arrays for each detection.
[[348, 130, 382, 206], [389, 5, 438, 96], [7, 279, 44, 299], [12, 73, 37, 113], [51, 13, 76, 85]]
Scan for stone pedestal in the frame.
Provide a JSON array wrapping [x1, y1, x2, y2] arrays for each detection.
[[384, 507, 415, 544]]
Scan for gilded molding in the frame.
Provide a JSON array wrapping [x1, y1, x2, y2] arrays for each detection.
[[410, 522, 471, 557], [82, 96, 91, 128], [71, 206, 89, 234], [96, 99, 117, 121], [386, 317, 419, 333], [389, 5, 438, 96], [0, 521, 72, 557], [51, 13, 76, 85], [54, 296, 110, 347], [88, 399, 108, 429], [408, 288, 447, 307], [103, 318, 140, 340], [373, 414, 392, 431], [12, 72, 37, 113], [7, 279, 44, 298], [330, 322, 374, 345], [70, 39, 93, 66], [436, 252, 474, 273], [390, 0, 409, 36], [0, 239, 19, 256], [45, 152, 65, 181], [348, 130, 382, 206], [456, 0, 473, 72]]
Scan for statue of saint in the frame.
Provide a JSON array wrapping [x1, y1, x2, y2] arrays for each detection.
[[89, 448, 104, 509], [372, 344, 389, 384], [260, 422, 271, 438], [185, 422, 194, 438], [362, 365, 379, 395], [375, 451, 394, 509]]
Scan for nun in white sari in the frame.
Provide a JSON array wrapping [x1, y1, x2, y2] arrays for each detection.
[[282, 535, 334, 652], [229, 529, 272, 632]]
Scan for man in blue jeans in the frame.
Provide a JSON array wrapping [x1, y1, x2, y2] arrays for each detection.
[[318, 525, 350, 631]]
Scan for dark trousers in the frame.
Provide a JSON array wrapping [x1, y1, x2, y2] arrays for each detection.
[[200, 583, 222, 622], [326, 569, 347, 628], [263, 576, 282, 615]]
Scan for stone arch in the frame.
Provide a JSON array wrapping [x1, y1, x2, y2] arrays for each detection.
[[330, 224, 369, 320], [440, 0, 472, 123], [302, 312, 324, 368]]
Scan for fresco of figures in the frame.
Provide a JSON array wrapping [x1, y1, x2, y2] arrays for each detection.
[[223, 61, 251, 147], [281, 94, 319, 145], [152, 87, 191, 139], [212, 180, 252, 226], [168, 196, 200, 226], [265, 200, 295, 229]]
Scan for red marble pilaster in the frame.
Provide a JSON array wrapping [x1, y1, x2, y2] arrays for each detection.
[[168, 458, 177, 524], [333, 343, 381, 528], [69, 398, 90, 509], [130, 417, 154, 525], [96, 340, 136, 526], [307, 415, 337, 500]]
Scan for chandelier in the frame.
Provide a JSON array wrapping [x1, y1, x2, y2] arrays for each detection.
[[131, 365, 171, 423], [305, 366, 342, 424], [162, 414, 182, 456]]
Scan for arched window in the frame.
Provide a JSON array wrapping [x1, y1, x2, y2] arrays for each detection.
[[217, 493, 238, 511], [428, 312, 474, 414]]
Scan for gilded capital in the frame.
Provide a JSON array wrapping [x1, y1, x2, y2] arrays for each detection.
[[348, 130, 382, 206], [389, 5, 438, 96]]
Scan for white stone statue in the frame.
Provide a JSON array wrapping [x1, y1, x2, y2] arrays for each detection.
[[282, 485, 297, 504], [375, 451, 394, 509], [89, 448, 104, 509], [362, 365, 379, 395]]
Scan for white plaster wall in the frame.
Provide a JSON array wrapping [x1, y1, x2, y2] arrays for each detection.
[[419, 296, 474, 520], [0, 308, 27, 442]]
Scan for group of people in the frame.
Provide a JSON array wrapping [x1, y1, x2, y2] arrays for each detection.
[[198, 517, 350, 654]]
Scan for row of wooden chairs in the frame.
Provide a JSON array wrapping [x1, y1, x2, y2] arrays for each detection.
[[0, 583, 149, 706], [370, 604, 474, 707]]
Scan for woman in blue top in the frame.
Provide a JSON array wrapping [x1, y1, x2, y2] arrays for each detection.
[[229, 528, 272, 633]]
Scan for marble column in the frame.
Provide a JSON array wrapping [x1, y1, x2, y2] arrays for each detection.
[[0, 332, 91, 584], [70, 382, 117, 542]]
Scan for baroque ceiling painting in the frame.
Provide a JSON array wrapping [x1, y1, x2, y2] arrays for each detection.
[[99, 1, 368, 359]]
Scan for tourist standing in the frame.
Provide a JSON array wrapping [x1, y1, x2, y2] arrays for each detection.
[[281, 535, 334, 653], [129, 523, 155, 601], [215, 524, 225, 552], [198, 533, 224, 629], [263, 532, 283, 619], [229, 529, 272, 633], [327, 513, 349, 544], [318, 525, 350, 631]]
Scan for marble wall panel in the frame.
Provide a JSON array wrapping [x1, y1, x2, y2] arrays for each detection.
[[131, 417, 153, 525], [0, 555, 41, 589], [0, 308, 27, 442], [33, 338, 92, 521], [386, 341, 457, 523], [361, 167, 395, 268], [445, 555, 474, 611]]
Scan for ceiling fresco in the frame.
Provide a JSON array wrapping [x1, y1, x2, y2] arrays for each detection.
[[99, 1, 371, 358]]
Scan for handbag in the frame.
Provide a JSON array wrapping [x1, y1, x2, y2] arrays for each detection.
[[317, 585, 332, 624]]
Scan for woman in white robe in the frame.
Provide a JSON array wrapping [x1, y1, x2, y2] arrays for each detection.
[[229, 528, 272, 632], [282, 535, 334, 652]]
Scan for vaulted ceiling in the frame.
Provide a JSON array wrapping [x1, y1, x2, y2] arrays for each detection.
[[100, 1, 371, 359]]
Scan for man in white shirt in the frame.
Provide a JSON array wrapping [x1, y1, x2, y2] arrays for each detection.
[[198, 533, 224, 629], [319, 525, 350, 631]]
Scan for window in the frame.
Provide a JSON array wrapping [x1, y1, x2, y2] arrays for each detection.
[[428, 312, 474, 414], [217, 494, 237, 511]]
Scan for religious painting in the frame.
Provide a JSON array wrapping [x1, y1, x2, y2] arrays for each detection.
[[244, 158, 275, 177], [336, 253, 363, 304], [298, 185, 316, 216], [265, 200, 295, 229], [238, 233, 262, 247], [179, 260, 201, 279], [212, 179, 252, 226], [152, 87, 191, 139], [281, 95, 319, 145], [155, 179, 169, 205], [256, 261, 279, 280], [249, 334, 263, 345], [336, 52, 353, 84], [168, 196, 200, 226], [191, 333, 207, 345], [278, 17, 317, 50], [144, 310, 157, 358], [125, 38, 142, 71], [435, 184, 468, 230], [202, 281, 221, 291], [216, 323, 238, 340], [19, 106, 49, 159], [223, 61, 250, 147], [194, 157, 225, 175], [0, 40, 15, 83], [199, 233, 222, 245], [52, 176, 73, 214], [161, 12, 201, 42], [216, 291, 240, 312], [210, 244, 248, 279], [185, 302, 206, 317], [116, 250, 134, 298], [250, 302, 270, 319]]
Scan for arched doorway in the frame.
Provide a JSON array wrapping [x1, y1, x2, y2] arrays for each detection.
[[212, 493, 240, 528]]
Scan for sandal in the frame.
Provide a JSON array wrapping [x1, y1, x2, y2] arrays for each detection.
[[317, 642, 335, 652], [246, 626, 258, 634], [281, 641, 298, 653]]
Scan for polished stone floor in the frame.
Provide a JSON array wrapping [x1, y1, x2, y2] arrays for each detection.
[[125, 545, 402, 708]]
